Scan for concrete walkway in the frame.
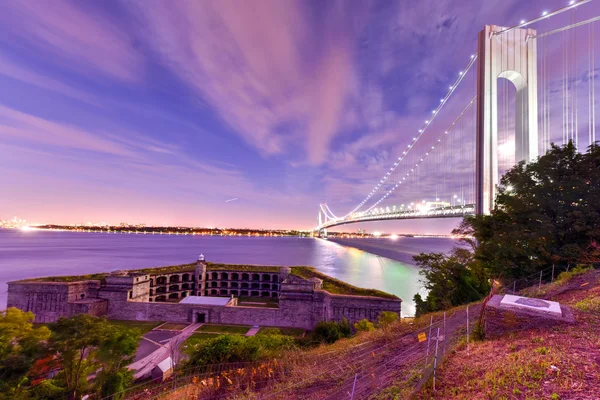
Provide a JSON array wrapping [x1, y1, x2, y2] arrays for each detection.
[[245, 326, 260, 336], [128, 323, 201, 380]]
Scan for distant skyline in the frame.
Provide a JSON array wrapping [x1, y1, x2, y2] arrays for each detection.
[[0, 0, 597, 233]]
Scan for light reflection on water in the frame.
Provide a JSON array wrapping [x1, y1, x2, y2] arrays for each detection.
[[0, 230, 454, 316]]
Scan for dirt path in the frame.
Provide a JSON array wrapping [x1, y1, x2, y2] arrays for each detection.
[[317, 305, 482, 400]]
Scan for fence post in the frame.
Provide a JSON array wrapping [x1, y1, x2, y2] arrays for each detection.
[[551, 264, 555, 282], [539, 270, 543, 289], [513, 280, 516, 294], [425, 316, 433, 367], [350, 373, 358, 400], [466, 305, 470, 355], [442, 312, 447, 357], [433, 327, 441, 391]]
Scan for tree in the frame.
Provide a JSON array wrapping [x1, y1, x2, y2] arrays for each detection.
[[49, 315, 102, 399], [49, 315, 140, 400], [95, 323, 140, 398], [457, 142, 600, 281], [413, 248, 490, 315], [414, 142, 600, 315], [312, 319, 352, 344], [412, 293, 430, 318], [0, 308, 50, 398], [377, 311, 399, 328]]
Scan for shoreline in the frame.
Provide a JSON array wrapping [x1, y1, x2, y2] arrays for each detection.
[[328, 237, 459, 265]]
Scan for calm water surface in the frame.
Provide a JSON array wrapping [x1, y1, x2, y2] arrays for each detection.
[[0, 229, 456, 316]]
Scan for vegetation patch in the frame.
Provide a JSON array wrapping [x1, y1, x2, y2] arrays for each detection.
[[0, 309, 141, 400], [187, 333, 296, 367], [19, 272, 108, 283], [108, 320, 163, 334], [196, 324, 251, 335], [291, 267, 399, 299], [574, 296, 600, 312], [257, 327, 305, 337], [156, 322, 188, 331], [416, 270, 600, 399], [181, 333, 222, 355]]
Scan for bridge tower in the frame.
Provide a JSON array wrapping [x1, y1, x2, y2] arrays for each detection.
[[476, 25, 538, 215], [317, 205, 330, 238]]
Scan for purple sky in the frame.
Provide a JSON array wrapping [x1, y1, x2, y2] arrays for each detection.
[[0, 0, 598, 232]]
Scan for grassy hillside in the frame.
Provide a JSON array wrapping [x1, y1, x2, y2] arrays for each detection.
[[416, 269, 600, 400], [127, 269, 599, 400]]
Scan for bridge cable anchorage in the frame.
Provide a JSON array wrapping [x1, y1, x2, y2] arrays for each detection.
[[338, 53, 479, 219], [362, 96, 477, 214]]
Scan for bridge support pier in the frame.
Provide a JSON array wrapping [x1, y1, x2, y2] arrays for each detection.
[[476, 25, 538, 215]]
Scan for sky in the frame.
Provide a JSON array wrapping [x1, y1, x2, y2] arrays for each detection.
[[0, 0, 598, 233]]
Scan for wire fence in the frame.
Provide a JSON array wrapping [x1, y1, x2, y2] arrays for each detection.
[[109, 305, 480, 400], [111, 263, 577, 400]]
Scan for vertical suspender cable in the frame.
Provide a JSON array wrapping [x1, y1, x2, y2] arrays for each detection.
[[593, 21, 596, 145], [575, 8, 579, 148], [589, 22, 593, 147]]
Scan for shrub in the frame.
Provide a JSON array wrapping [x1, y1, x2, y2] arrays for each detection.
[[188, 334, 295, 367], [353, 319, 375, 332], [29, 380, 65, 400], [312, 319, 352, 344], [377, 311, 399, 328], [471, 320, 485, 341], [100, 372, 130, 400], [574, 297, 600, 312], [257, 327, 283, 336], [557, 264, 593, 283]]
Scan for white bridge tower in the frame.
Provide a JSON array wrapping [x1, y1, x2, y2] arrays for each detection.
[[476, 25, 539, 215]]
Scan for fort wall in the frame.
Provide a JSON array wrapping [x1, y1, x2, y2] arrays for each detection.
[[7, 281, 103, 323], [7, 262, 401, 327]]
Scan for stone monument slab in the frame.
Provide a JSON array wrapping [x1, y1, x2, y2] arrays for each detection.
[[500, 294, 562, 315], [484, 294, 575, 338]]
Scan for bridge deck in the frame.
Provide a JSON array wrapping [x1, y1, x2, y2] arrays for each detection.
[[318, 204, 475, 230]]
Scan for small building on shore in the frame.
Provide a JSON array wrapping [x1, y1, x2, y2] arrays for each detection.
[[7, 256, 401, 330]]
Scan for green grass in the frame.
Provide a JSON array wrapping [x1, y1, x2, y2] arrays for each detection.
[[20, 273, 108, 283], [196, 324, 251, 335], [17, 264, 394, 302], [290, 267, 399, 299], [181, 333, 222, 355], [238, 296, 278, 303], [574, 297, 600, 312], [108, 320, 163, 334], [134, 262, 282, 275], [257, 327, 305, 337], [157, 322, 188, 331], [206, 263, 281, 273], [238, 296, 279, 308], [556, 265, 594, 283]]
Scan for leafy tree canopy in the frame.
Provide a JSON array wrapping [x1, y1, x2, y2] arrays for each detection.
[[416, 142, 600, 315]]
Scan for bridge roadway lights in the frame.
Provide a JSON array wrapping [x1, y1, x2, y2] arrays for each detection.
[[317, 205, 476, 230]]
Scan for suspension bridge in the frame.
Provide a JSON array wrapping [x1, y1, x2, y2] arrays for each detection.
[[317, 0, 599, 235]]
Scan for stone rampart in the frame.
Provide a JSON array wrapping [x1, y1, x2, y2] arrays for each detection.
[[7, 281, 103, 322], [7, 264, 402, 328]]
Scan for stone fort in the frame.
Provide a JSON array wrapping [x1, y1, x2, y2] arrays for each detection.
[[7, 256, 401, 330]]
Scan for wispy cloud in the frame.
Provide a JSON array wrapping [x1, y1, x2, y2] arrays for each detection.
[[130, 0, 358, 165], [0, 0, 143, 82]]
